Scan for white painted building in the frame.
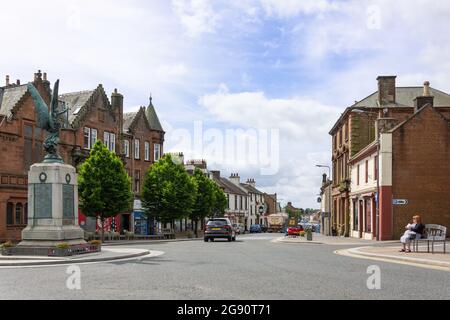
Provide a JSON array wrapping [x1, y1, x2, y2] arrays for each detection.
[[210, 171, 249, 228], [240, 179, 266, 228], [349, 141, 378, 240]]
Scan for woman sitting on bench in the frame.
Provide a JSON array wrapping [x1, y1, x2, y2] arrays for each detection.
[[400, 215, 425, 253]]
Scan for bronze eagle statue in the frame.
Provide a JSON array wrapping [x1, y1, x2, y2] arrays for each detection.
[[27, 80, 68, 164]]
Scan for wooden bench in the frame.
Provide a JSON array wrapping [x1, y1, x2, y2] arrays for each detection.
[[412, 224, 447, 254]]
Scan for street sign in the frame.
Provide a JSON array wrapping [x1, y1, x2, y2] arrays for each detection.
[[258, 204, 267, 215], [393, 199, 408, 205]]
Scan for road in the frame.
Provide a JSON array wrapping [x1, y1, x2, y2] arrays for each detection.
[[0, 233, 449, 300]]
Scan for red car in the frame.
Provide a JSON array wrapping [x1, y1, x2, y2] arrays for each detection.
[[287, 225, 304, 236]]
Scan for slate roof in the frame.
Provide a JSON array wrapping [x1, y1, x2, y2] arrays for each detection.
[[354, 87, 450, 108], [212, 176, 247, 196], [240, 183, 264, 194], [146, 98, 164, 132], [59, 90, 95, 126], [0, 85, 28, 118], [330, 86, 450, 134], [123, 112, 138, 133]]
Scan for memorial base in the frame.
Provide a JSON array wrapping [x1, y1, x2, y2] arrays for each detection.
[[18, 162, 86, 251]]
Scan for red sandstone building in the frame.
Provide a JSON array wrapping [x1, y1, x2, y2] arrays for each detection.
[[0, 71, 164, 241], [330, 76, 450, 239]]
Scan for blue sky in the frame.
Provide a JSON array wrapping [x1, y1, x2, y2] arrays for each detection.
[[2, 0, 450, 208]]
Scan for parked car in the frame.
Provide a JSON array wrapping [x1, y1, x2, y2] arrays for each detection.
[[250, 224, 262, 233], [204, 218, 236, 242], [260, 225, 268, 233], [287, 225, 304, 236]]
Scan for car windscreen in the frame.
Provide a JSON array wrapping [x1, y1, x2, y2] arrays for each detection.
[[207, 220, 227, 226]]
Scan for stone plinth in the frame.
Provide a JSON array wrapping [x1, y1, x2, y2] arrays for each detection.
[[19, 162, 85, 247]]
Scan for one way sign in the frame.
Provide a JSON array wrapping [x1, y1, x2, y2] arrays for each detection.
[[393, 199, 408, 205]]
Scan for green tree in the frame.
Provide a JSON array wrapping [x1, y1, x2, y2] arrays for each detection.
[[78, 141, 132, 241], [190, 168, 214, 237], [141, 154, 195, 231], [211, 182, 227, 218]]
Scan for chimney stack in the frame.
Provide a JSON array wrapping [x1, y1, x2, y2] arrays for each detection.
[[246, 178, 256, 187], [16, 79, 20, 85], [210, 170, 221, 180], [5, 75, 10, 86], [229, 173, 240, 185], [377, 76, 397, 105], [43, 72, 47, 81], [413, 81, 434, 113]]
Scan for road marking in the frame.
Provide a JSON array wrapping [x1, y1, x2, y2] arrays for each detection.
[[335, 248, 450, 273], [0, 250, 165, 270], [240, 236, 281, 241]]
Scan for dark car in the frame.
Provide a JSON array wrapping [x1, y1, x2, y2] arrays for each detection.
[[250, 224, 262, 233], [204, 218, 236, 242], [260, 225, 268, 233]]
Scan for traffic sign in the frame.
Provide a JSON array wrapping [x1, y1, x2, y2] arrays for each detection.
[[393, 199, 408, 205]]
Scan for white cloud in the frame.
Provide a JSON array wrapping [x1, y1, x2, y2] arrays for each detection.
[[198, 89, 339, 142], [260, 0, 338, 18], [156, 64, 189, 80], [172, 0, 220, 37]]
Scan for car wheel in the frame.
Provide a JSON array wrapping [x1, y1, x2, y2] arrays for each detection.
[[211, 238, 215, 242], [228, 237, 232, 242], [204, 238, 208, 242]]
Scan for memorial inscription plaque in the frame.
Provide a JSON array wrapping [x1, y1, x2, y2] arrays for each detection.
[[34, 184, 52, 219], [63, 184, 75, 218]]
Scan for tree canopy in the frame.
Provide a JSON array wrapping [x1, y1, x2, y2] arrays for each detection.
[[78, 141, 132, 240], [141, 154, 195, 225]]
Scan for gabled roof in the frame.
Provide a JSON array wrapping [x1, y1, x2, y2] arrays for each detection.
[[212, 176, 247, 196], [59, 84, 111, 129], [123, 107, 154, 135], [146, 97, 164, 132], [59, 89, 95, 126], [0, 84, 29, 118], [240, 183, 263, 195], [390, 104, 450, 134], [122, 112, 138, 133], [354, 87, 450, 108], [330, 86, 450, 135]]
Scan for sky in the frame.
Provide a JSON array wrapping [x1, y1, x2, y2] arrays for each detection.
[[2, 0, 450, 208]]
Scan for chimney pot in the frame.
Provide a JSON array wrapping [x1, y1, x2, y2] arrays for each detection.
[[43, 73, 47, 81], [16, 79, 20, 85], [6, 75, 10, 86], [423, 81, 431, 97]]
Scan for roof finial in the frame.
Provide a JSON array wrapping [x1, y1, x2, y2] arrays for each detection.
[[149, 92, 153, 105]]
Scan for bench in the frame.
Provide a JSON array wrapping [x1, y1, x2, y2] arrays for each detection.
[[412, 224, 447, 254]]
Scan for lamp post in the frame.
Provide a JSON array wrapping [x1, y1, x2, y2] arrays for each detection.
[[316, 164, 332, 236]]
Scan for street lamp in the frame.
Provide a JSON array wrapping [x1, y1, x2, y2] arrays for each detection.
[[316, 164, 332, 236]]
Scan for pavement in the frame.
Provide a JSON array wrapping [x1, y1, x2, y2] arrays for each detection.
[[0, 233, 449, 299], [336, 244, 450, 271], [272, 233, 397, 245], [0, 247, 157, 267], [274, 233, 450, 271]]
